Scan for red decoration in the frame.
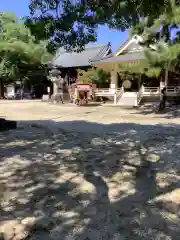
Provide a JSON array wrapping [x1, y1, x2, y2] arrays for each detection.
[[77, 84, 91, 90]]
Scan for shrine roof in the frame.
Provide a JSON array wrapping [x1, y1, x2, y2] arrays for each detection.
[[51, 43, 111, 68], [92, 35, 146, 65]]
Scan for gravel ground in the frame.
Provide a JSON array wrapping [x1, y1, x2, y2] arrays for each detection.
[[0, 121, 180, 240], [0, 101, 180, 239]]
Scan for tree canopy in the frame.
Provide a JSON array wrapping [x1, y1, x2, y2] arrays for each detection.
[[78, 68, 110, 87], [27, 0, 180, 78], [27, 0, 179, 49], [127, 0, 180, 77], [0, 12, 51, 84], [0, 0, 178, 89]]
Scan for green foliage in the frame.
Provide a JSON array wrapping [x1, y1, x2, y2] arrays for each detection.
[[130, 0, 180, 75], [118, 61, 161, 77], [27, 0, 180, 82], [0, 12, 51, 83], [27, 0, 99, 51], [27, 0, 180, 78], [27, 0, 177, 51], [78, 68, 110, 87]]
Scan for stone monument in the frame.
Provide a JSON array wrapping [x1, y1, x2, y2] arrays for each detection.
[[48, 68, 69, 103]]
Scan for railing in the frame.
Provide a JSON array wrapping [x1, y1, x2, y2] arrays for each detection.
[[116, 87, 124, 103], [94, 88, 124, 104], [143, 86, 180, 96], [143, 87, 160, 95], [94, 86, 180, 104], [94, 88, 118, 96], [166, 87, 180, 95], [116, 88, 123, 92], [94, 88, 114, 96]]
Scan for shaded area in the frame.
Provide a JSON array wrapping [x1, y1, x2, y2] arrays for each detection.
[[0, 118, 17, 131], [0, 120, 180, 239], [134, 104, 180, 119]]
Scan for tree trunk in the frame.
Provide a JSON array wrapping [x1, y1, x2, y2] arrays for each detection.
[[164, 68, 169, 87], [158, 68, 168, 112], [0, 79, 5, 99]]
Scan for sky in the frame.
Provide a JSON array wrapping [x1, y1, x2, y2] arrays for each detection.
[[0, 0, 129, 52]]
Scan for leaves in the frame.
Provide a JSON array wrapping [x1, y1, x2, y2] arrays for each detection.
[[77, 68, 110, 87], [28, 0, 167, 50], [117, 60, 161, 77], [0, 12, 51, 82], [120, 0, 180, 77], [27, 0, 99, 51]]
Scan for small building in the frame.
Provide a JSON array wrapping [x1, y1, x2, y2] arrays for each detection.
[[47, 43, 111, 101], [93, 35, 180, 106], [50, 43, 111, 84]]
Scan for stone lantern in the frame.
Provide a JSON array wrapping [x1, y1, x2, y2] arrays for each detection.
[[48, 68, 62, 94], [48, 67, 65, 103], [49, 68, 61, 77]]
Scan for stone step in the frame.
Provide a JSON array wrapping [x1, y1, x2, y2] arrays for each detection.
[[117, 92, 138, 107]]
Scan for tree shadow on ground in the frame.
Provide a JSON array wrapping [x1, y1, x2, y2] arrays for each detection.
[[0, 120, 180, 239], [133, 104, 180, 119]]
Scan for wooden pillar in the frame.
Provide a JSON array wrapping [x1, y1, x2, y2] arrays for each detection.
[[110, 70, 118, 89]]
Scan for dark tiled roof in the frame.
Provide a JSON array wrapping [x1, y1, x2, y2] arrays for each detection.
[[51, 43, 111, 68], [91, 52, 114, 63]]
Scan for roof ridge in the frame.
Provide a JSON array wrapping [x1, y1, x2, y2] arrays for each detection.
[[115, 39, 130, 54], [90, 43, 111, 62], [85, 43, 109, 49], [51, 42, 111, 68], [90, 52, 113, 63], [52, 43, 110, 63], [58, 43, 109, 52], [94, 51, 145, 65], [115, 35, 145, 56]]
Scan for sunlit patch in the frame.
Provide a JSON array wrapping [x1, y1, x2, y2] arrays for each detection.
[[109, 187, 136, 203], [25, 183, 46, 193], [146, 154, 160, 162], [160, 210, 179, 221], [91, 138, 107, 146], [156, 173, 180, 189]]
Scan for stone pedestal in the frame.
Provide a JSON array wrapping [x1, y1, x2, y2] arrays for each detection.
[[53, 82, 58, 94], [51, 78, 70, 103]]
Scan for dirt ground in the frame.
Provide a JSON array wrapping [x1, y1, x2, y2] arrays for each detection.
[[0, 101, 180, 239], [0, 100, 180, 124]]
